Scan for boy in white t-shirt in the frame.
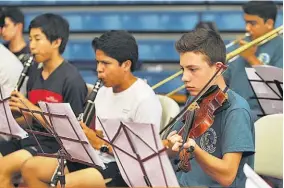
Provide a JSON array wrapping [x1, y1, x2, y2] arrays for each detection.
[[21, 30, 162, 188]]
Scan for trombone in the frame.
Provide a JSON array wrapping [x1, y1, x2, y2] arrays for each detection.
[[228, 29, 283, 63], [225, 32, 250, 49], [151, 25, 283, 97]]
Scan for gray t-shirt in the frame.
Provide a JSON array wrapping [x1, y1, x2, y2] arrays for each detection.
[[224, 36, 283, 120], [171, 90, 255, 187], [0, 44, 24, 94]]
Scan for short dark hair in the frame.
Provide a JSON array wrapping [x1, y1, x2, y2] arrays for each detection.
[[92, 30, 138, 72], [175, 28, 226, 65], [195, 21, 219, 34], [29, 13, 69, 54], [0, 7, 4, 28], [242, 1, 277, 22], [3, 7, 25, 28]]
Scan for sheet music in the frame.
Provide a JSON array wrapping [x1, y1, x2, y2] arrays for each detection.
[[38, 102, 105, 169], [0, 86, 28, 139], [246, 68, 262, 81], [244, 164, 271, 188], [98, 118, 180, 187], [253, 65, 283, 82], [245, 67, 283, 114]]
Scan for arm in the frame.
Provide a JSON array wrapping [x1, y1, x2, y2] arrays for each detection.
[[9, 90, 48, 128], [14, 115, 32, 127], [192, 143, 242, 186], [239, 40, 264, 66], [269, 40, 283, 68], [170, 108, 254, 186], [81, 122, 113, 154], [196, 108, 254, 186], [245, 55, 264, 66]]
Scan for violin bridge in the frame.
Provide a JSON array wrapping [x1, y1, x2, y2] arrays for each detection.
[[188, 102, 199, 111]]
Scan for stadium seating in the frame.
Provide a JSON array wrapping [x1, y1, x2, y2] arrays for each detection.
[[24, 11, 282, 32]]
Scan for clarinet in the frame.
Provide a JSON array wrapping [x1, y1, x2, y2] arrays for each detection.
[[50, 79, 102, 187], [82, 79, 102, 126], [15, 54, 33, 91]]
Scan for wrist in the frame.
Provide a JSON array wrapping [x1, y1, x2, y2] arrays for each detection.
[[30, 104, 40, 112], [163, 139, 175, 150], [245, 55, 260, 65], [188, 139, 196, 153]]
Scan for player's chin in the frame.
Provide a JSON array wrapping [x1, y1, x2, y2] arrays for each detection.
[[101, 81, 111, 88], [33, 54, 46, 63]]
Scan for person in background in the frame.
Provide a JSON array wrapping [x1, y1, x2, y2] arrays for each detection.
[[224, 0, 283, 120], [0, 13, 87, 188], [1, 7, 29, 61], [0, 7, 24, 94]]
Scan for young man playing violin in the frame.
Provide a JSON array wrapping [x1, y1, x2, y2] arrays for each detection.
[[166, 28, 255, 187], [20, 30, 162, 188]]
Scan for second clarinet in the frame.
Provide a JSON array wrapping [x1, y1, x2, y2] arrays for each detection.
[[83, 79, 102, 126], [15, 54, 33, 91]]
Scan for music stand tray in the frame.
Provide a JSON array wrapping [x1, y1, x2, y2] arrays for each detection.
[[21, 102, 105, 187], [97, 118, 180, 188]]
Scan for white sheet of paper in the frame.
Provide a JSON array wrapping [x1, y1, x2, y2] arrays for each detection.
[[245, 67, 283, 114], [246, 68, 262, 81], [0, 86, 28, 139], [253, 65, 283, 82], [244, 164, 271, 188], [98, 118, 180, 188], [38, 102, 105, 169]]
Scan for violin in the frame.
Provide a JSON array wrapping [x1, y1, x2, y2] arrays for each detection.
[[163, 85, 228, 172]]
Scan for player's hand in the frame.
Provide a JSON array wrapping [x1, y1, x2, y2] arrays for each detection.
[[167, 130, 183, 152], [9, 90, 36, 114], [239, 40, 257, 61]]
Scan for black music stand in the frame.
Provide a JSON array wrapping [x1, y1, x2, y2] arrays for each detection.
[[19, 102, 105, 188], [97, 118, 180, 188], [0, 86, 28, 140], [245, 66, 283, 117]]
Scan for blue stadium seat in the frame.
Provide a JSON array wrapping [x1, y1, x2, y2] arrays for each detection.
[[63, 39, 179, 61], [0, 0, 281, 6], [79, 70, 97, 84], [79, 70, 185, 94], [0, 0, 204, 6], [202, 11, 283, 31], [24, 11, 283, 32], [24, 11, 199, 32], [202, 11, 245, 31], [134, 71, 185, 94], [63, 38, 262, 61]]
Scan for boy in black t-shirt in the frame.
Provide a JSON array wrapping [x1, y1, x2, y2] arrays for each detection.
[[0, 13, 87, 188]]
